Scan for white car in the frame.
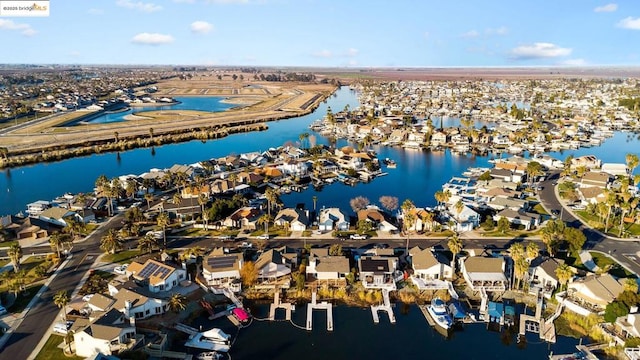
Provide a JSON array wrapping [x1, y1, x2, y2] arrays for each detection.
[[255, 234, 270, 240], [239, 242, 253, 249], [114, 264, 129, 275], [52, 321, 74, 335], [350, 234, 368, 240]]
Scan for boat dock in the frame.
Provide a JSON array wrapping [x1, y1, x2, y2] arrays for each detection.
[[371, 289, 396, 324], [305, 292, 334, 331], [269, 289, 294, 321], [518, 290, 560, 343], [418, 305, 436, 326]]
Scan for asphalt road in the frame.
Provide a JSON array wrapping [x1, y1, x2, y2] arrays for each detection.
[[537, 171, 640, 275], [0, 214, 123, 360]]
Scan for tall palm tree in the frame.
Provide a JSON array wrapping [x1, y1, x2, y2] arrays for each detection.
[[172, 192, 182, 207], [264, 188, 278, 217], [228, 173, 238, 192], [7, 243, 22, 273], [100, 229, 122, 254], [49, 232, 65, 258], [526, 161, 543, 189], [525, 242, 539, 263], [138, 233, 159, 255], [626, 153, 639, 184], [53, 290, 70, 321], [555, 264, 573, 290], [447, 233, 463, 273], [167, 293, 187, 313], [125, 179, 137, 199], [401, 199, 416, 251], [181, 246, 204, 263], [257, 214, 271, 234], [144, 193, 154, 209], [157, 212, 170, 248]]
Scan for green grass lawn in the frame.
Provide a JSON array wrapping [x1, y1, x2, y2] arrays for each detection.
[[9, 284, 43, 313], [0, 240, 19, 248], [34, 335, 83, 360], [533, 203, 549, 215], [102, 250, 140, 264], [590, 252, 636, 278]]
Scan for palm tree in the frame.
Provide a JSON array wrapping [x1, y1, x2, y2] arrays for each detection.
[[157, 212, 170, 248], [100, 229, 122, 254], [7, 244, 22, 273], [526, 161, 543, 189], [626, 153, 639, 184], [138, 233, 159, 255], [555, 264, 573, 290], [447, 233, 463, 273], [49, 232, 65, 258], [172, 192, 182, 207], [53, 290, 70, 321], [228, 173, 238, 192], [125, 179, 137, 199], [525, 242, 539, 263], [257, 214, 271, 234], [264, 188, 278, 217], [181, 246, 204, 263], [541, 219, 565, 257], [401, 199, 416, 251], [509, 243, 526, 289], [144, 193, 154, 209], [167, 293, 187, 313]]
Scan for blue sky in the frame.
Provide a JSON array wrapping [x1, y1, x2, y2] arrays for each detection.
[[1, 0, 640, 66]]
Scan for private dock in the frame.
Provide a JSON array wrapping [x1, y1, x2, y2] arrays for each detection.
[[418, 305, 436, 326], [269, 288, 294, 321], [305, 292, 334, 331], [518, 290, 561, 344], [371, 289, 396, 324]]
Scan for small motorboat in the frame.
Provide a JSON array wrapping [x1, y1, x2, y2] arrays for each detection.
[[427, 298, 453, 330]]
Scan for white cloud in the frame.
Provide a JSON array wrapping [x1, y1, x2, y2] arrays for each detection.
[[0, 19, 37, 36], [116, 0, 162, 12], [561, 58, 587, 66], [461, 29, 479, 38], [88, 8, 104, 15], [510, 42, 572, 60], [594, 3, 617, 12], [617, 17, 640, 30], [347, 48, 358, 57], [312, 50, 332, 58], [191, 21, 213, 34], [485, 26, 508, 36], [131, 32, 174, 45]]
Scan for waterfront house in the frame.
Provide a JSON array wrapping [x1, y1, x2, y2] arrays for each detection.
[[168, 164, 197, 179], [494, 209, 541, 230], [601, 163, 629, 177], [357, 208, 398, 233], [274, 208, 309, 231], [38, 207, 79, 227], [615, 308, 640, 340], [125, 259, 187, 293], [109, 287, 168, 320], [314, 160, 339, 175], [161, 197, 201, 220], [448, 204, 480, 232], [202, 248, 243, 293], [318, 207, 349, 232], [26, 200, 52, 217], [572, 155, 602, 170], [73, 309, 137, 358], [278, 159, 310, 176], [487, 197, 530, 212], [255, 249, 292, 284], [222, 207, 261, 230], [358, 256, 398, 290], [529, 257, 566, 296], [567, 273, 624, 311], [431, 131, 448, 147], [306, 254, 350, 285], [409, 247, 453, 282], [461, 257, 509, 292], [580, 171, 611, 189], [489, 168, 515, 182]]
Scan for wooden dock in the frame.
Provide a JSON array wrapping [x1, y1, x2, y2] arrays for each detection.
[[370, 290, 395, 324], [418, 305, 436, 326], [305, 292, 334, 331], [269, 289, 293, 321]]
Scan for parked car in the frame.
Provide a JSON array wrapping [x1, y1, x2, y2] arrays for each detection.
[[218, 235, 234, 242], [114, 264, 129, 275], [239, 242, 253, 249], [350, 234, 368, 240], [0, 306, 7, 316], [52, 321, 74, 335], [255, 234, 270, 240]]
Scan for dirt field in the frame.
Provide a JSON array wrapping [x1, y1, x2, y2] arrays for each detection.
[[0, 79, 336, 153]]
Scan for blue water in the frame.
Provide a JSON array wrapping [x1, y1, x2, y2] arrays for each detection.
[[229, 305, 581, 360], [85, 96, 236, 124]]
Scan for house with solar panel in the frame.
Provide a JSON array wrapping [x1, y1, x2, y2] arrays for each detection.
[[358, 256, 398, 290], [125, 259, 187, 293], [202, 248, 244, 293]]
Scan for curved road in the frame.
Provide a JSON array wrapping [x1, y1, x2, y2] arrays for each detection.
[[537, 171, 640, 275]]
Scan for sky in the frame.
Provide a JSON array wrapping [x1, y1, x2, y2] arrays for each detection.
[[1, 0, 640, 67]]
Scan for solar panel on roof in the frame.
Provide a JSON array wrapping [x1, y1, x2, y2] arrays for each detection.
[[152, 267, 172, 279], [207, 256, 237, 269], [138, 263, 160, 278]]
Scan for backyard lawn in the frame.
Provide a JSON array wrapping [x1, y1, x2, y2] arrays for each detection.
[[34, 335, 82, 360]]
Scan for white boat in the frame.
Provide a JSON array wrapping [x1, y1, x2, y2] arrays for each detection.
[[185, 328, 231, 352], [196, 352, 223, 360], [427, 298, 453, 330]]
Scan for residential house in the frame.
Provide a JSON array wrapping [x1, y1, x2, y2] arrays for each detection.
[[161, 197, 201, 220], [358, 256, 398, 290], [202, 248, 243, 293], [17, 217, 61, 240], [580, 171, 611, 189], [409, 247, 453, 282], [615, 309, 640, 340], [601, 163, 629, 177], [449, 204, 480, 232], [222, 207, 261, 230], [180, 184, 211, 199], [126, 259, 186, 293], [110, 287, 168, 320], [318, 207, 349, 232], [237, 171, 265, 185], [461, 257, 509, 291], [255, 249, 292, 284], [431, 131, 448, 146], [578, 187, 606, 205], [494, 208, 541, 230], [26, 200, 52, 217], [73, 309, 137, 358], [572, 155, 602, 170], [567, 273, 624, 310], [38, 207, 79, 227], [357, 208, 398, 232], [529, 257, 566, 295], [274, 208, 309, 231], [314, 160, 339, 175], [306, 255, 350, 284], [87, 294, 116, 313], [489, 168, 514, 182]]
